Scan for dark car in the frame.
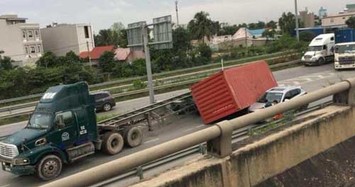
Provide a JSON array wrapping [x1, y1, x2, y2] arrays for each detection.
[[92, 91, 116, 112]]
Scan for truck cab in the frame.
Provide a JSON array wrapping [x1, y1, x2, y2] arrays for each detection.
[[0, 82, 98, 180], [301, 33, 335, 66], [334, 42, 355, 70]]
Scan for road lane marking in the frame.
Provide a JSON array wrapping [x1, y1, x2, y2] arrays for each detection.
[[183, 128, 194, 132], [194, 125, 205, 129], [145, 138, 159, 144]]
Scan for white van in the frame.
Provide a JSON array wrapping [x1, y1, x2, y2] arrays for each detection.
[[301, 33, 335, 66], [334, 42, 355, 70]]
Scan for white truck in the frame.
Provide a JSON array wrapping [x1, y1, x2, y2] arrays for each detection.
[[301, 33, 335, 66], [334, 42, 355, 70]]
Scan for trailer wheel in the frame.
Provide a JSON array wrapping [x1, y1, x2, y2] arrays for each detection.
[[124, 127, 143, 148], [102, 132, 124, 155], [36, 154, 62, 181]]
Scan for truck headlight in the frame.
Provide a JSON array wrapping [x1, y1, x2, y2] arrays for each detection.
[[13, 157, 30, 165]]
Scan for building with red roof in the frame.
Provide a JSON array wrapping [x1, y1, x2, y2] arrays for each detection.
[[79, 45, 115, 60], [114, 48, 145, 63]]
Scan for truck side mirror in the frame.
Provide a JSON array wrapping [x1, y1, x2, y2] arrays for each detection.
[[55, 115, 65, 129]]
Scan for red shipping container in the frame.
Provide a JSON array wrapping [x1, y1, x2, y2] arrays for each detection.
[[191, 60, 277, 124]]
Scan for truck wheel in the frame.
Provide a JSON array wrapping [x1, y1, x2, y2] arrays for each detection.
[[102, 132, 124, 155], [36, 155, 62, 181], [103, 103, 112, 112], [318, 58, 325, 65], [124, 127, 143, 147]]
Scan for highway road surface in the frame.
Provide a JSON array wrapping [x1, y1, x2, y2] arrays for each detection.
[[0, 63, 354, 187]]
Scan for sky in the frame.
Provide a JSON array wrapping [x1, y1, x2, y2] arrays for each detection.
[[0, 0, 354, 33]]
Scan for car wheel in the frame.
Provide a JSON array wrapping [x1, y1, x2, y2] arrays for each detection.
[[36, 155, 62, 181], [103, 103, 112, 112]]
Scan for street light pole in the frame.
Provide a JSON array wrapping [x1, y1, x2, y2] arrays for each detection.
[[294, 0, 300, 41]]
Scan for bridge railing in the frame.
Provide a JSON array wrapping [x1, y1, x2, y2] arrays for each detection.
[[42, 78, 355, 187]]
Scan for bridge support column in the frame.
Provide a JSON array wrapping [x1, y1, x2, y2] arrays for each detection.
[[333, 79, 355, 106], [207, 121, 233, 157]]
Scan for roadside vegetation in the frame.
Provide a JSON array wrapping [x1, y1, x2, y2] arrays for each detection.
[[0, 11, 310, 100]]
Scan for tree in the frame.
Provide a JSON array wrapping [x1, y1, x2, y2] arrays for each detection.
[[94, 29, 119, 46], [111, 22, 128, 47], [36, 51, 58, 68], [173, 27, 191, 51], [98, 51, 116, 72], [118, 29, 128, 48], [266, 20, 277, 29], [219, 25, 239, 35], [111, 22, 125, 33], [248, 21, 265, 30], [262, 29, 276, 38], [279, 12, 296, 35], [64, 51, 82, 64], [197, 43, 212, 62], [346, 16, 355, 29], [0, 56, 13, 70], [188, 11, 215, 42]]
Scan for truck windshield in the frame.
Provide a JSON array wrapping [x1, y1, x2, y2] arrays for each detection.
[[308, 46, 323, 51], [335, 44, 355, 54], [27, 113, 52, 129], [257, 92, 283, 103]]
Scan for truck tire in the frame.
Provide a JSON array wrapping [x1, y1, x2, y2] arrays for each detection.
[[103, 103, 112, 112], [102, 132, 124, 155], [124, 127, 143, 148], [36, 155, 62, 181], [318, 58, 325, 65]]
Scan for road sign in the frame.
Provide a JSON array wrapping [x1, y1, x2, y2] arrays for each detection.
[[127, 21, 146, 50], [126, 16, 173, 104], [152, 15, 173, 49]]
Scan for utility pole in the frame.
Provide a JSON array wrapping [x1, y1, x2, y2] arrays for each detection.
[[86, 41, 92, 68], [294, 0, 300, 41], [175, 0, 179, 26], [142, 24, 155, 104]]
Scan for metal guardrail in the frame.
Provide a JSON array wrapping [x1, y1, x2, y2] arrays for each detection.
[[43, 78, 355, 187], [92, 125, 255, 187], [92, 101, 330, 187]]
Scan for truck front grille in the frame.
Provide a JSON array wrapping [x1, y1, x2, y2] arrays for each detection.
[[304, 55, 312, 59], [0, 142, 19, 159], [339, 57, 355, 64]]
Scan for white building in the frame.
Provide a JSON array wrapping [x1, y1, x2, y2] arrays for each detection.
[[322, 4, 355, 28], [0, 15, 43, 67], [41, 23, 95, 56]]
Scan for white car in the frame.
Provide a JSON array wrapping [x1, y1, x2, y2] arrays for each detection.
[[248, 86, 307, 112]]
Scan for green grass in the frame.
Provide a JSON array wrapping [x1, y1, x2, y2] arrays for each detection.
[[0, 115, 29, 126]]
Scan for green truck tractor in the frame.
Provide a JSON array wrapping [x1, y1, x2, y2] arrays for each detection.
[[0, 82, 143, 180]]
